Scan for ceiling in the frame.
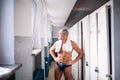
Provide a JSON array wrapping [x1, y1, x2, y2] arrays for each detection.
[[45, 0, 77, 27], [45, 0, 110, 28], [65, 0, 110, 28]]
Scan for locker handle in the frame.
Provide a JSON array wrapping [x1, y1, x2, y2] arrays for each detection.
[[94, 67, 99, 73], [105, 74, 112, 78], [45, 62, 48, 64], [85, 62, 89, 66]]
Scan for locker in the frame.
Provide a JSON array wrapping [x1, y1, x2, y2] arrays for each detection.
[[90, 11, 98, 80], [82, 15, 90, 80], [89, 1, 111, 80], [97, 5, 110, 80], [69, 23, 81, 80], [72, 23, 79, 80], [69, 27, 75, 79]]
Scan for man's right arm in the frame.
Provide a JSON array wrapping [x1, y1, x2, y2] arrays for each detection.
[[49, 42, 57, 61]]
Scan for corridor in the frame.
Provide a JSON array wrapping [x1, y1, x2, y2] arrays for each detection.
[[0, 0, 120, 80]]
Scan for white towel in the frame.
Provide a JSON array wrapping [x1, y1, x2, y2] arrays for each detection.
[[55, 38, 73, 52]]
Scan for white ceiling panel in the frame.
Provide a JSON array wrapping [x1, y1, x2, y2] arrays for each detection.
[[45, 0, 77, 27]]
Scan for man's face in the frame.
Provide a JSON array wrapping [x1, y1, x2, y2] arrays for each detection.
[[58, 30, 67, 40]]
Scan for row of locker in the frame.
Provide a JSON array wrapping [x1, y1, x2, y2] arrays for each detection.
[[68, 1, 112, 80]]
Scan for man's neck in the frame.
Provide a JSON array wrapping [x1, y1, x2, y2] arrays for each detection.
[[62, 39, 67, 43]]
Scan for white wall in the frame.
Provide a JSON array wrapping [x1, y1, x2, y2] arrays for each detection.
[[14, 0, 33, 80], [112, 0, 120, 79], [14, 0, 32, 37], [0, 0, 14, 64], [15, 36, 33, 80]]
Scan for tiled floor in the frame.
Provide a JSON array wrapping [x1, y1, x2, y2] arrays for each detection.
[[45, 62, 64, 80]]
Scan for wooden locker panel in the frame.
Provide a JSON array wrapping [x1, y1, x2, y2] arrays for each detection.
[[90, 11, 98, 80], [97, 5, 110, 80], [78, 21, 82, 80], [78, 21, 82, 49], [82, 15, 90, 80], [68, 27, 74, 79], [72, 24, 79, 80], [72, 50, 79, 80]]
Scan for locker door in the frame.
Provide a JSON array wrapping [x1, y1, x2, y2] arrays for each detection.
[[97, 5, 110, 80], [72, 23, 79, 80], [90, 12, 98, 80], [69, 25, 79, 80], [82, 16, 90, 80]]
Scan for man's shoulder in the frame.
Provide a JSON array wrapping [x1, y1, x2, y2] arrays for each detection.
[[70, 40, 77, 47]]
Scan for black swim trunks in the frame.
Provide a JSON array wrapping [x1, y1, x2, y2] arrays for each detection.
[[56, 62, 71, 72]]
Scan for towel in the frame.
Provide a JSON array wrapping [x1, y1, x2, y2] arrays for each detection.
[[55, 38, 73, 53]]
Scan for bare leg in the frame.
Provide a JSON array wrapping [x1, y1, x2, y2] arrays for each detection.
[[55, 64, 63, 80], [63, 66, 71, 80]]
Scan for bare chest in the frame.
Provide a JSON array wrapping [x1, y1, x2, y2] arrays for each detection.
[[60, 44, 66, 52]]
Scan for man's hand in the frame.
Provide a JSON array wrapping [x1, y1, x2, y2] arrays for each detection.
[[54, 57, 58, 62]]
